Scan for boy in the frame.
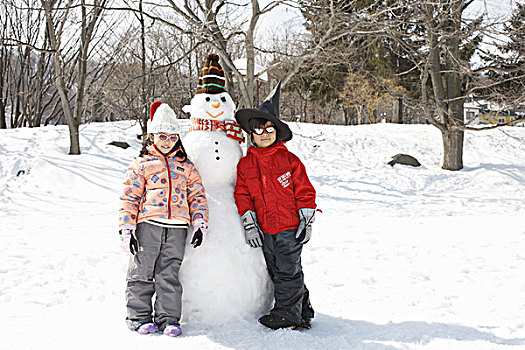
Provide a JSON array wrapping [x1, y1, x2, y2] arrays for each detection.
[[234, 82, 317, 330]]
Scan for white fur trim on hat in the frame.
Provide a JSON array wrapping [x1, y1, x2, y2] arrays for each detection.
[[147, 103, 181, 134]]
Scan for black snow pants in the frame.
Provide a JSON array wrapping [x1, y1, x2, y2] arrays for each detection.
[[262, 228, 314, 324], [125, 222, 187, 331]]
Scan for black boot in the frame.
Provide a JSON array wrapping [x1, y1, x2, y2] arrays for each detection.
[[301, 286, 315, 327], [294, 318, 311, 330], [258, 314, 295, 330]]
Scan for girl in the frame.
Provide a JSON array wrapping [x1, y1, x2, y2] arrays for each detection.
[[234, 82, 317, 330], [118, 101, 208, 337]]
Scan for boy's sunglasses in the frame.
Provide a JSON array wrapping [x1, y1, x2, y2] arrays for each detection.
[[252, 126, 276, 135], [156, 133, 179, 142]]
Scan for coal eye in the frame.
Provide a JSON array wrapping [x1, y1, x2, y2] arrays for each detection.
[[205, 97, 211, 102], [221, 97, 226, 102]]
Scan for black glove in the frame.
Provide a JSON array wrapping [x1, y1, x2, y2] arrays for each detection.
[[191, 228, 204, 248], [190, 218, 207, 249], [120, 228, 139, 255]]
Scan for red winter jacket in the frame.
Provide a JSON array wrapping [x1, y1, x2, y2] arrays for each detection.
[[234, 141, 316, 235]]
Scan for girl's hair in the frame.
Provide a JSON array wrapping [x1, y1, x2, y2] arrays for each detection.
[[139, 135, 188, 162]]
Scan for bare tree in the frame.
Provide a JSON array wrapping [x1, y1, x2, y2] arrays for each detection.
[[410, 0, 472, 170], [0, 0, 61, 128], [0, 2, 11, 129], [140, 0, 285, 108], [91, 1, 200, 138], [297, 0, 523, 170], [41, 0, 109, 154], [388, 0, 523, 170]]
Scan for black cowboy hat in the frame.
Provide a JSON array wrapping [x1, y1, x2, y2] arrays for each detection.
[[235, 81, 292, 142]]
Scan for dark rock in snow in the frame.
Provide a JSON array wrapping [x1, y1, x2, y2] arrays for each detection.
[[108, 141, 131, 149], [388, 154, 421, 167]]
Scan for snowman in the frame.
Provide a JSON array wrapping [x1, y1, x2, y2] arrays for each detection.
[[178, 54, 272, 325]]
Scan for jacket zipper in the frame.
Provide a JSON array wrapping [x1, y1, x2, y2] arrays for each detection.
[[257, 159, 270, 231], [156, 145, 173, 219], [165, 154, 172, 218]]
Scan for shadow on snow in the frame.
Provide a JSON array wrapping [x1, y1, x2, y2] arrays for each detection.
[[189, 313, 525, 350]]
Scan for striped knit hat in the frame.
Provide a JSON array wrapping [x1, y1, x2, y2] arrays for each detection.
[[196, 54, 226, 94]]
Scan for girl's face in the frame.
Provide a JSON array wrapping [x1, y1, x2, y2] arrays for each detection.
[[252, 121, 277, 148], [150, 133, 179, 154]]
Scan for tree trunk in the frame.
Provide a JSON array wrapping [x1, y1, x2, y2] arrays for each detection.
[[0, 80, 6, 128], [51, 53, 80, 154], [0, 46, 6, 129], [139, 0, 148, 139], [357, 107, 363, 125], [442, 129, 463, 171], [42, 0, 80, 154], [32, 51, 48, 127], [68, 122, 81, 155], [392, 98, 403, 123]]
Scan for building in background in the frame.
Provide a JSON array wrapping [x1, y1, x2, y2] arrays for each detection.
[[464, 97, 523, 126]]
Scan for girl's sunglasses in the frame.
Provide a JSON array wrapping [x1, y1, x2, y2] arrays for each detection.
[[252, 126, 275, 135], [156, 133, 179, 142]]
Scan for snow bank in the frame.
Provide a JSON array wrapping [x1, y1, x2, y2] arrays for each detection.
[[1, 121, 524, 349]]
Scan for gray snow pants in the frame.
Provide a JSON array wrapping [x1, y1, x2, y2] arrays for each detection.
[[125, 222, 187, 331], [262, 228, 313, 324]]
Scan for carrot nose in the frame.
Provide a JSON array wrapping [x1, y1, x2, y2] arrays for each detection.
[[212, 101, 220, 108]]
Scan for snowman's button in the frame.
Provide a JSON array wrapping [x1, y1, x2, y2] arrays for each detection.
[[215, 141, 219, 145], [215, 150, 219, 153], [216, 156, 220, 160]]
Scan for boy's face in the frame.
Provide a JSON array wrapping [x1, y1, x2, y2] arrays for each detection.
[[252, 121, 277, 148], [150, 133, 179, 154]]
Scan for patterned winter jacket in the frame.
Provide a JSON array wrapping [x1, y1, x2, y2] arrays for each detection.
[[119, 144, 208, 227], [234, 141, 316, 235]]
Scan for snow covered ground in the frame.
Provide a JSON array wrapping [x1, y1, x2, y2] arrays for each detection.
[[1, 120, 524, 350]]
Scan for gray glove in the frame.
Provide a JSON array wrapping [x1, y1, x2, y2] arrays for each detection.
[[296, 208, 315, 244], [241, 210, 264, 248]]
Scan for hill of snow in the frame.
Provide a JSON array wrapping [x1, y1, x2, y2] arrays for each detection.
[[1, 121, 524, 349]]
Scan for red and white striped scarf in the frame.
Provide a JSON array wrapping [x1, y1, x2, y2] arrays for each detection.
[[189, 117, 245, 143]]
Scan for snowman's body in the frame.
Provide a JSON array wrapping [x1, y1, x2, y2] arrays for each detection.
[[178, 92, 272, 325]]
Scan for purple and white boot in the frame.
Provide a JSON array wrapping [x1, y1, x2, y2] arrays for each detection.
[[137, 322, 159, 335], [163, 324, 182, 337]]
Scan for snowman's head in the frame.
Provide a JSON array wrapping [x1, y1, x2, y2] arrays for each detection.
[[182, 92, 236, 122]]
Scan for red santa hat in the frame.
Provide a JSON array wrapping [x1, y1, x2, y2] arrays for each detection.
[[148, 101, 181, 134]]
